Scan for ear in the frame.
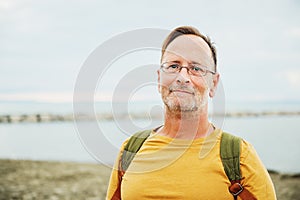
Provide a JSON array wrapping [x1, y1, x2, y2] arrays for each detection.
[[209, 72, 219, 98], [157, 69, 161, 93]]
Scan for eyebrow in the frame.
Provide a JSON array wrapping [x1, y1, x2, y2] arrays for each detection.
[[167, 60, 181, 64], [190, 61, 204, 65], [168, 60, 204, 66]]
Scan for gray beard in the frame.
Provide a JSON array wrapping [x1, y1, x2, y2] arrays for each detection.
[[163, 90, 208, 113], [164, 96, 197, 112]]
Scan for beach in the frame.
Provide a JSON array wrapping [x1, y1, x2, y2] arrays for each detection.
[[0, 159, 111, 200], [0, 159, 299, 200]]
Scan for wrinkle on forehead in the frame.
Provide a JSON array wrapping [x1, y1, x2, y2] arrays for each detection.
[[162, 35, 214, 68]]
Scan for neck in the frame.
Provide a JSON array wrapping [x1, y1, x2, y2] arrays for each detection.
[[158, 106, 212, 139]]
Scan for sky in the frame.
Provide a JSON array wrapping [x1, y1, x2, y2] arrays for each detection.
[[1, 0, 300, 105]]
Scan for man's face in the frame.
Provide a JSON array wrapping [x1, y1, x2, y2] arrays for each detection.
[[158, 34, 219, 113]]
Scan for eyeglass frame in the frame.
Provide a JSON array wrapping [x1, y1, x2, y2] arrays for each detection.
[[160, 61, 216, 77]]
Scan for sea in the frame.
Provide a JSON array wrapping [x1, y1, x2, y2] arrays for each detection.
[[0, 101, 299, 173]]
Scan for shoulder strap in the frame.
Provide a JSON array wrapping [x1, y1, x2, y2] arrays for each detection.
[[220, 132, 257, 200], [220, 132, 242, 181], [120, 129, 152, 172], [112, 130, 152, 200]]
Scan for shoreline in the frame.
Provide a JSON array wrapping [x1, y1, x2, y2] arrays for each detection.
[[1, 111, 300, 123], [0, 159, 299, 200]]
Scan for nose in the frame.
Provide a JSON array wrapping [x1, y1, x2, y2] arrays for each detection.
[[176, 67, 191, 84]]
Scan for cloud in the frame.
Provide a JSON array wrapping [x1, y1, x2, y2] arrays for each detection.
[[285, 69, 300, 89], [0, 92, 73, 103], [0, 91, 158, 103], [285, 27, 300, 38], [0, 0, 21, 11]]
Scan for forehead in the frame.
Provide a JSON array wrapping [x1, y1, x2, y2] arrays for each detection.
[[162, 35, 213, 66]]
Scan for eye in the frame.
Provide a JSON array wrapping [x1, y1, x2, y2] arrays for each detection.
[[191, 65, 205, 72], [167, 64, 179, 69]]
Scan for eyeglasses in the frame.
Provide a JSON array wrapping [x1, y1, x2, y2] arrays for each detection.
[[160, 61, 216, 77]]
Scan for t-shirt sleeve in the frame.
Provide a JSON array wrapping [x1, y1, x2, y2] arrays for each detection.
[[239, 139, 277, 200], [106, 139, 129, 200]]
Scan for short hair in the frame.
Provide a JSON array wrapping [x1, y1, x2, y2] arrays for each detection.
[[161, 26, 217, 72]]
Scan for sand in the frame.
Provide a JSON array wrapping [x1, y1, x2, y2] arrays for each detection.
[[0, 159, 299, 200]]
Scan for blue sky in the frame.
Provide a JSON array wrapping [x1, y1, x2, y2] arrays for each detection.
[[1, 0, 300, 104]]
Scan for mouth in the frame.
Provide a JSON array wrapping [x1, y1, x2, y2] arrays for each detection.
[[170, 89, 194, 95]]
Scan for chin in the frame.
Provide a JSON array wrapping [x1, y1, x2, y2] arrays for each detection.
[[164, 99, 196, 112], [162, 91, 208, 113], [164, 97, 208, 113]]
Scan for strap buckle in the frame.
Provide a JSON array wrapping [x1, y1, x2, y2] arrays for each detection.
[[229, 182, 244, 197]]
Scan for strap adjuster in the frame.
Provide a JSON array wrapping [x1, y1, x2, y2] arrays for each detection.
[[229, 182, 244, 196]]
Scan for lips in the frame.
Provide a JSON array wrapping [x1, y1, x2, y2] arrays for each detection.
[[170, 89, 194, 95]]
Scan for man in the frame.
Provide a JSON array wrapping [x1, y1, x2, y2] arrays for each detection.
[[106, 26, 276, 199]]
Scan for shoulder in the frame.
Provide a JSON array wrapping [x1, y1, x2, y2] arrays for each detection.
[[240, 138, 258, 161], [232, 135, 276, 199], [238, 136, 267, 172], [119, 137, 130, 151]]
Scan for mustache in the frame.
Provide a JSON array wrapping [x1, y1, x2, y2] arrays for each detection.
[[169, 86, 195, 94]]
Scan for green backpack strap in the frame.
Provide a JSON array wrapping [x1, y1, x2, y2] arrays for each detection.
[[220, 132, 242, 181], [120, 129, 152, 172], [112, 129, 155, 199]]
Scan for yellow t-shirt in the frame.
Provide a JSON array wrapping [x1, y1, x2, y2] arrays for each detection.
[[106, 129, 276, 200]]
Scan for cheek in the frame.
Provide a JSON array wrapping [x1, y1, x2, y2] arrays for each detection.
[[190, 76, 210, 92], [160, 74, 177, 88]]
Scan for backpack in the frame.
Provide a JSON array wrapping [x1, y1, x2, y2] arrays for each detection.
[[113, 129, 257, 200]]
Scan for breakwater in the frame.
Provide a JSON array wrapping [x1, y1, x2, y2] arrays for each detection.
[[0, 111, 300, 123]]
